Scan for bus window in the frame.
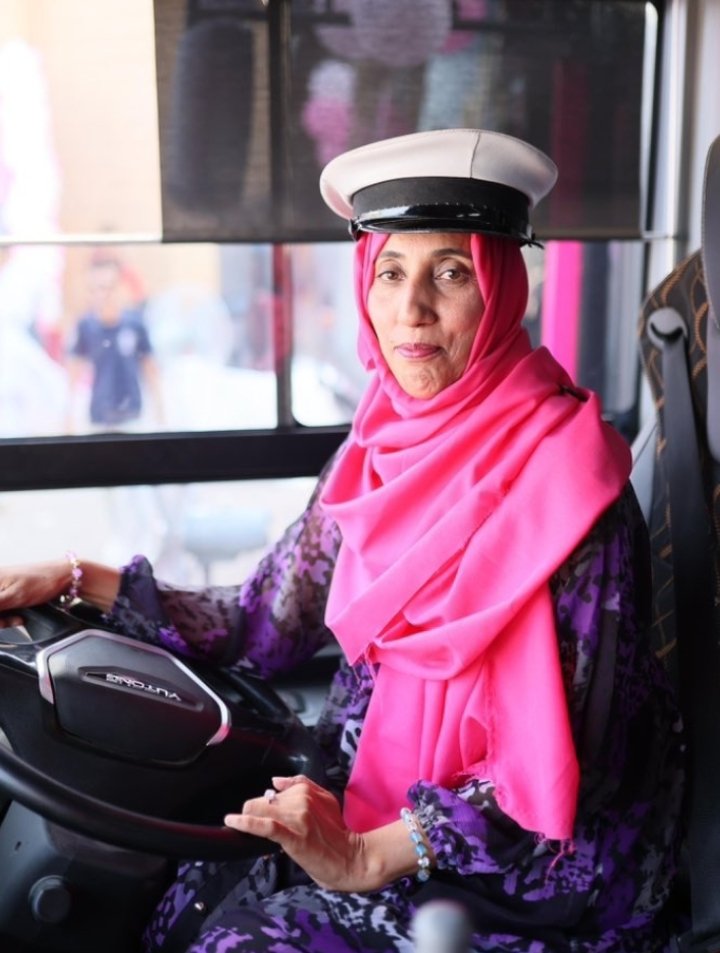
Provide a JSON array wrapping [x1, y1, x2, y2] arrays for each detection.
[[0, 235, 640, 441], [0, 476, 318, 584], [0, 0, 658, 497]]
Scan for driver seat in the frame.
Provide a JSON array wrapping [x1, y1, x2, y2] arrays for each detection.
[[630, 132, 720, 953]]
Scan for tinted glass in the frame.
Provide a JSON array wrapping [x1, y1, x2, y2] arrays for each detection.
[[156, 0, 654, 242]]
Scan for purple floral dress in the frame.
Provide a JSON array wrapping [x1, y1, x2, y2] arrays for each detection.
[[109, 470, 685, 953]]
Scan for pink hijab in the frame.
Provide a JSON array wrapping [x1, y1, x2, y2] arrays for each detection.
[[320, 232, 631, 840]]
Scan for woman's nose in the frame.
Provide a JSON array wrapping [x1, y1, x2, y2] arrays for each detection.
[[397, 279, 435, 325]]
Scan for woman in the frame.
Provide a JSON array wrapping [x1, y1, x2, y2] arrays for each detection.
[[0, 129, 684, 952]]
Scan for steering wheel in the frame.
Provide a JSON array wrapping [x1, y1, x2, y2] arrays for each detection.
[[0, 603, 327, 860]]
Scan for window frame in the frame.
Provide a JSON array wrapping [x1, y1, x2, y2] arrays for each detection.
[[0, 426, 348, 491]]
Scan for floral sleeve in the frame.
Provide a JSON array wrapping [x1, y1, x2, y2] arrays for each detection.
[[107, 463, 342, 678]]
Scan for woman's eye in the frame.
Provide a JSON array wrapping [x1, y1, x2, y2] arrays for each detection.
[[437, 265, 465, 281], [376, 267, 400, 281]]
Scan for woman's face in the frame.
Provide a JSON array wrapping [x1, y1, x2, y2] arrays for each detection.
[[366, 232, 484, 399]]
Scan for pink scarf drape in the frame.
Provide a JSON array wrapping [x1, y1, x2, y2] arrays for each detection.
[[320, 233, 631, 840]]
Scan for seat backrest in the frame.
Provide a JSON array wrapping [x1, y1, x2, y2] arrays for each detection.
[[634, 248, 718, 684], [632, 133, 720, 951]]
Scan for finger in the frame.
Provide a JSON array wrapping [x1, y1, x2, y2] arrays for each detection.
[[272, 774, 310, 792], [240, 795, 277, 817], [224, 813, 283, 841], [226, 813, 304, 860]]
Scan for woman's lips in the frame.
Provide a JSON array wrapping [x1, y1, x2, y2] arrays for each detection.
[[395, 344, 440, 359]]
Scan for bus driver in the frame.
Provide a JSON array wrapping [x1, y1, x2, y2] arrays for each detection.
[[0, 128, 684, 953]]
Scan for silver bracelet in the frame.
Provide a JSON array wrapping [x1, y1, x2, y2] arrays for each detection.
[[400, 806, 432, 882]]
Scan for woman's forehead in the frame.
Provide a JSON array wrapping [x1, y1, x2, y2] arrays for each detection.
[[376, 232, 474, 256]]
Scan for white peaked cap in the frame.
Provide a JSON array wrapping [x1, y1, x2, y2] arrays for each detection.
[[319, 128, 558, 244]]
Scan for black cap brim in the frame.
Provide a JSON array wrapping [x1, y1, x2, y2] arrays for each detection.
[[349, 176, 540, 245]]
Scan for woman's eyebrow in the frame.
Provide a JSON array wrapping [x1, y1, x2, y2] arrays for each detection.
[[377, 246, 473, 260], [433, 247, 473, 259]]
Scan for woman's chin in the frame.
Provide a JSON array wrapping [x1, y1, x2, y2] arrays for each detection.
[[393, 368, 447, 400]]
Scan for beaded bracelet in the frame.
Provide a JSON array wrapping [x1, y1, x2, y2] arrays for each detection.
[[400, 806, 432, 882], [58, 551, 83, 607]]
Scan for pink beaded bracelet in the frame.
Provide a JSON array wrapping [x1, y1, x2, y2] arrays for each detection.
[[58, 551, 83, 607]]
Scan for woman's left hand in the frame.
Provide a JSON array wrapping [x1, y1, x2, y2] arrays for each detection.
[[225, 775, 371, 892]]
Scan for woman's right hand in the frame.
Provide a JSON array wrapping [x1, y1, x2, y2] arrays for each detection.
[[0, 560, 72, 628]]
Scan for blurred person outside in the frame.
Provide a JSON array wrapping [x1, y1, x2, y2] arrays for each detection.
[[66, 251, 164, 433]]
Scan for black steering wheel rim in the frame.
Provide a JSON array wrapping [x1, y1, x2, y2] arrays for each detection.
[[0, 603, 323, 860], [0, 742, 277, 859]]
